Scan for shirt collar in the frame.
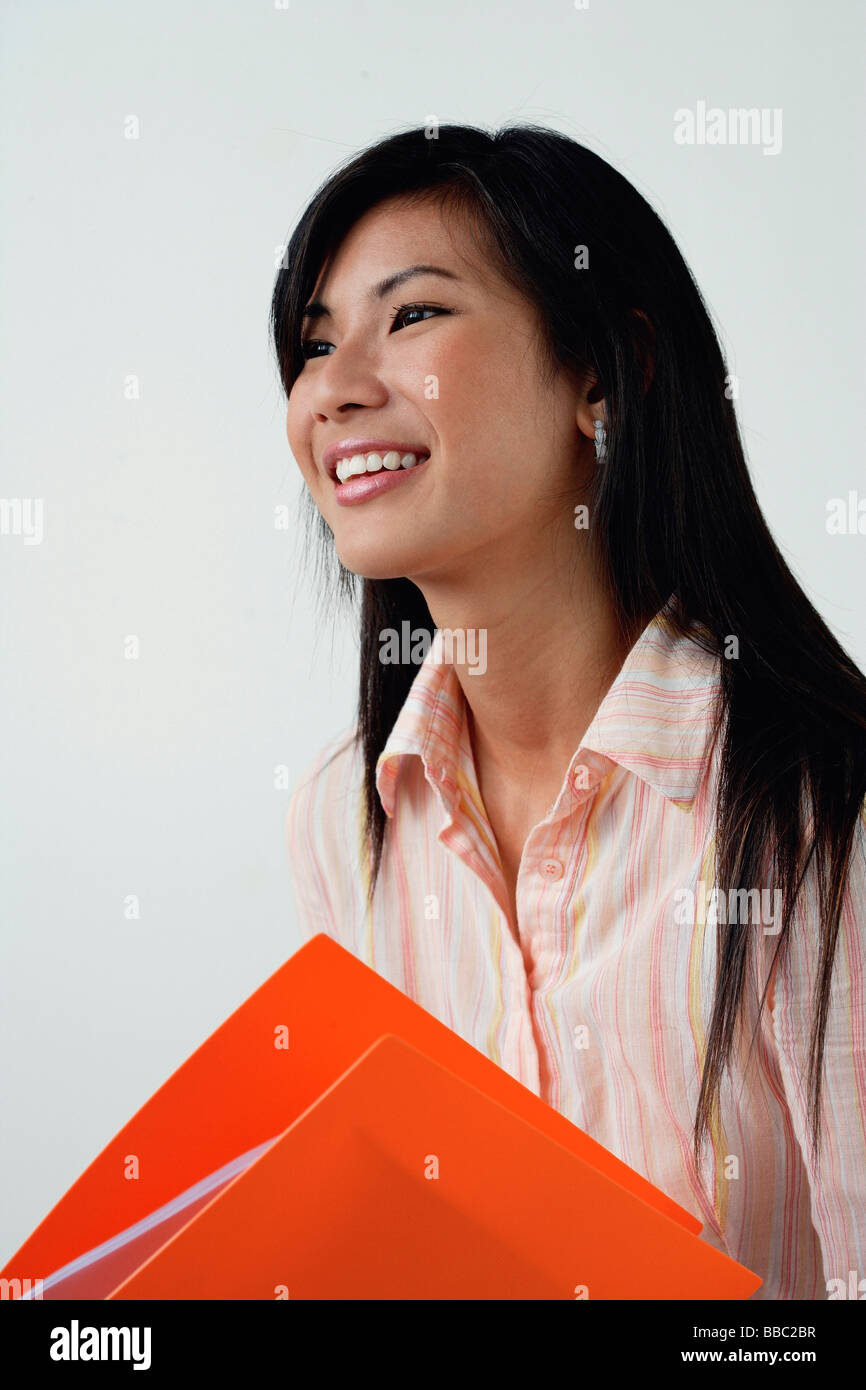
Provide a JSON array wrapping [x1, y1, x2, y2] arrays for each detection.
[[375, 594, 723, 818]]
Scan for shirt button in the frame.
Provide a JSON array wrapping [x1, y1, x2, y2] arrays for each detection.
[[540, 858, 563, 880]]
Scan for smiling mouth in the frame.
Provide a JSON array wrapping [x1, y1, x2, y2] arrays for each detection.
[[332, 449, 430, 483]]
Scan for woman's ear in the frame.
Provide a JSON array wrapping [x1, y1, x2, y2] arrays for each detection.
[[632, 309, 656, 394], [575, 382, 606, 444], [576, 312, 655, 439]]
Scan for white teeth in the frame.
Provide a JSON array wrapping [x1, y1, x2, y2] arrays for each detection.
[[334, 449, 428, 482]]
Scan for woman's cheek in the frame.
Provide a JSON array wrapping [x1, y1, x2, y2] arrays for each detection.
[[285, 403, 315, 481]]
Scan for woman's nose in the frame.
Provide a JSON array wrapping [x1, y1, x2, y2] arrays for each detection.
[[309, 337, 388, 418]]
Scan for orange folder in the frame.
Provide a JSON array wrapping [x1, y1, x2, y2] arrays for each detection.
[[1, 933, 761, 1300]]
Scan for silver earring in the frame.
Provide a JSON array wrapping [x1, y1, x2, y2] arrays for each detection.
[[593, 418, 607, 462]]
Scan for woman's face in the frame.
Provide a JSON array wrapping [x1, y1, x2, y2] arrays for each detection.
[[286, 195, 596, 585]]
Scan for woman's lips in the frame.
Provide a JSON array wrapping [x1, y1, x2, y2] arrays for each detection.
[[333, 454, 431, 506]]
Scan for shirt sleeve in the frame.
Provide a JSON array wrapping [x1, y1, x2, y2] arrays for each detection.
[[283, 728, 361, 947], [769, 802, 866, 1295]]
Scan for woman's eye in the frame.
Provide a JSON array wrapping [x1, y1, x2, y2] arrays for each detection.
[[300, 339, 333, 360], [300, 304, 449, 360], [389, 303, 448, 331]]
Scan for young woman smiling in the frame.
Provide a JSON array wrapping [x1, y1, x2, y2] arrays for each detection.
[[272, 123, 866, 1300]]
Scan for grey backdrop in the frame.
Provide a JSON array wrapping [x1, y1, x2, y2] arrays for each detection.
[[1, 0, 863, 1264]]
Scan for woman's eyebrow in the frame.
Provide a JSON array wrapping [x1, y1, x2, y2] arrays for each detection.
[[302, 264, 463, 322]]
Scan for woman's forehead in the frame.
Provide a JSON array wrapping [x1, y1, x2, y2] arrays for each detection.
[[307, 199, 509, 311]]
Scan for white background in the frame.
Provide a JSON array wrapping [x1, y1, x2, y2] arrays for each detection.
[[1, 0, 863, 1264]]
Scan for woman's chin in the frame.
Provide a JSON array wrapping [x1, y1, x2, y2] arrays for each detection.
[[334, 536, 443, 582], [334, 545, 423, 582]]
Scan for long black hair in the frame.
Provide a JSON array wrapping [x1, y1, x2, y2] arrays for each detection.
[[271, 122, 866, 1161]]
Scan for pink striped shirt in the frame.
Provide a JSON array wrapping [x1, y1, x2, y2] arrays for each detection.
[[285, 599, 866, 1299]]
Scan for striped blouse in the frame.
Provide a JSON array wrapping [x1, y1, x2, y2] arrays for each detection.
[[285, 599, 866, 1300]]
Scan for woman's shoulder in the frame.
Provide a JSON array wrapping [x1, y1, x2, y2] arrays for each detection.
[[284, 725, 368, 938], [285, 724, 364, 849], [290, 724, 361, 789], [767, 794, 866, 1006]]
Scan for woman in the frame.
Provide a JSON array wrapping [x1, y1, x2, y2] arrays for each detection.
[[271, 123, 866, 1300]]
